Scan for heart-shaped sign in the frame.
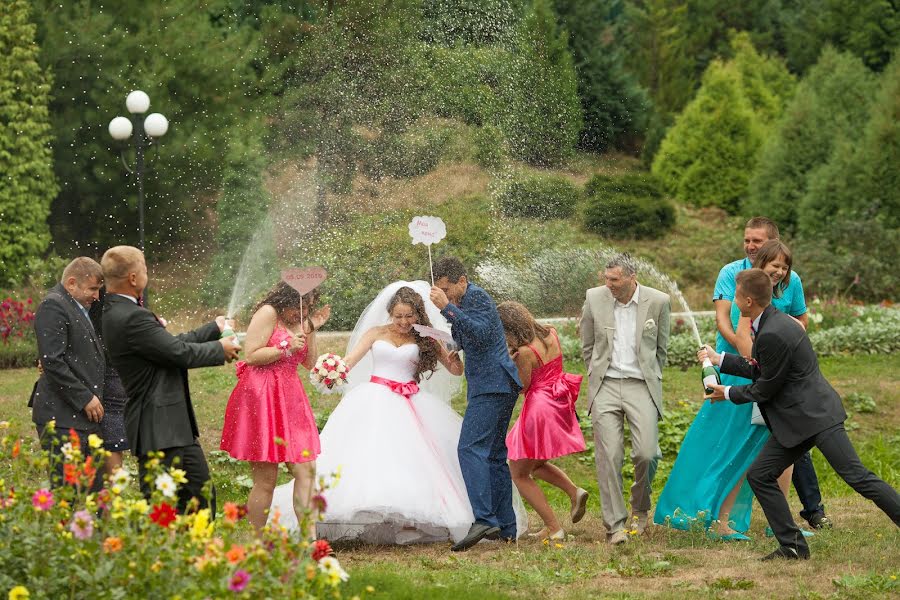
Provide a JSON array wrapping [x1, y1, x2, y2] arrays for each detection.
[[281, 267, 328, 296]]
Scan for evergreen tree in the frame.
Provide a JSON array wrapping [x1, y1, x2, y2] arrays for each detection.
[[552, 0, 650, 152], [503, 0, 582, 165], [651, 36, 793, 212], [0, 0, 58, 285], [746, 48, 877, 234], [794, 56, 900, 301]]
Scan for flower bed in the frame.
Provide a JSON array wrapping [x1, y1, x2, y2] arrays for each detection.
[[0, 422, 360, 599], [0, 297, 36, 369]]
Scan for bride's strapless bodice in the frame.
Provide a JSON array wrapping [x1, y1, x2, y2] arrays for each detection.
[[370, 340, 419, 382]]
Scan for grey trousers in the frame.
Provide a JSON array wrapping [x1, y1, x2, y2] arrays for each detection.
[[591, 377, 661, 535]]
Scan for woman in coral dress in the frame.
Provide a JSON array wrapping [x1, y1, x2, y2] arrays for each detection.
[[220, 281, 330, 535], [499, 301, 588, 541]]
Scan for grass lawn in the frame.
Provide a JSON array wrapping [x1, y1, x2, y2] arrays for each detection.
[[0, 351, 897, 598]]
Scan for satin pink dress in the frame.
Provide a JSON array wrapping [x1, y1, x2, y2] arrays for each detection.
[[220, 323, 320, 463], [506, 332, 585, 460]]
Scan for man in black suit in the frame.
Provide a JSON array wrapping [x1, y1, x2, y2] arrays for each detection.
[[700, 269, 900, 560], [100, 246, 240, 513], [32, 257, 106, 489]]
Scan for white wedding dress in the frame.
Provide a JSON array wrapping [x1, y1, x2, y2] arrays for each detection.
[[268, 281, 528, 544]]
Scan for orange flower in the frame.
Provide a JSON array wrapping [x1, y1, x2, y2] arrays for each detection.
[[225, 544, 246, 564], [103, 536, 123, 553], [223, 502, 239, 523], [11, 439, 20, 458]]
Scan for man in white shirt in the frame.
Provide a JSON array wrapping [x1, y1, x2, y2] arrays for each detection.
[[581, 254, 671, 545]]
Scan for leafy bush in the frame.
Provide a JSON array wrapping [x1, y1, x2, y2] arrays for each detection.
[[845, 392, 877, 414], [472, 125, 507, 170], [0, 296, 37, 369], [583, 173, 674, 238], [360, 126, 449, 180], [0, 424, 356, 598], [496, 174, 581, 220]]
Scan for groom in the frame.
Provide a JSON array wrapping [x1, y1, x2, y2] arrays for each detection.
[[430, 257, 522, 551]]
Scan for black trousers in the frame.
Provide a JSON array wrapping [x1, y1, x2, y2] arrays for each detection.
[[37, 423, 104, 493], [139, 441, 216, 515], [748, 423, 900, 555], [792, 451, 825, 520]]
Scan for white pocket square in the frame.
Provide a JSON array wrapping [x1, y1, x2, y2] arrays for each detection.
[[643, 319, 656, 331]]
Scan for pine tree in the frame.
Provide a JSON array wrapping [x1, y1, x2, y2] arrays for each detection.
[[745, 48, 877, 234], [0, 0, 58, 285], [651, 36, 793, 212]]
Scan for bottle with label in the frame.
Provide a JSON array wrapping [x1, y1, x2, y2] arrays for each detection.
[[221, 318, 240, 348], [701, 355, 721, 394]]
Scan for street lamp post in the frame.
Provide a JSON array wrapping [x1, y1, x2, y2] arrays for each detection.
[[108, 90, 168, 252]]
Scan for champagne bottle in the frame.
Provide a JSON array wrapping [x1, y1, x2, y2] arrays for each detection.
[[221, 318, 239, 347], [701, 355, 721, 394]]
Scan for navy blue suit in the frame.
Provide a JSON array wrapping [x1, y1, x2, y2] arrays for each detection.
[[441, 283, 522, 537]]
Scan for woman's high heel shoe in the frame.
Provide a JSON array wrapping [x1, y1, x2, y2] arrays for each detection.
[[528, 527, 565, 540], [570, 488, 589, 524]]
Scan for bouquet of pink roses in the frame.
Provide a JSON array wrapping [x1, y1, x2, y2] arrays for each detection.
[[309, 353, 349, 393]]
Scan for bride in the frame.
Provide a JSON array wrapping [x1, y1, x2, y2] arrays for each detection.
[[269, 281, 528, 544]]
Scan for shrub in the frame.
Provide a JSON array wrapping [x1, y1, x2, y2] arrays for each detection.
[[0, 425, 355, 598], [0, 296, 37, 369], [583, 173, 674, 238], [360, 126, 448, 180], [497, 174, 581, 220], [472, 125, 507, 170]]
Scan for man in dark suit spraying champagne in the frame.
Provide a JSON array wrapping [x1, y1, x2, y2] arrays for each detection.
[[699, 269, 899, 560], [100, 246, 240, 513]]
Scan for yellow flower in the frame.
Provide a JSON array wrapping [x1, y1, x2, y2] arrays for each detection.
[[0, 421, 9, 429], [554, 543, 564, 549], [9, 585, 29, 600], [151, 561, 163, 573], [169, 468, 188, 484], [305, 563, 317, 580], [301, 449, 311, 458], [542, 539, 549, 546], [190, 509, 213, 542], [88, 434, 103, 449], [57, 499, 70, 509], [366, 586, 375, 593]]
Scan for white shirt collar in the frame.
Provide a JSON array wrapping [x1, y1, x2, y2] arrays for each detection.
[[115, 293, 139, 304], [752, 311, 763, 331], [615, 283, 640, 308]]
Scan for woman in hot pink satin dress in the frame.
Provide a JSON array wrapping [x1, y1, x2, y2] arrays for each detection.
[[220, 282, 330, 536], [499, 301, 588, 540]]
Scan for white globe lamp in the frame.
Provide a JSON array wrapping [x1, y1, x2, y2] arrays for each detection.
[[108, 116, 133, 141], [144, 113, 169, 138], [125, 90, 150, 114]]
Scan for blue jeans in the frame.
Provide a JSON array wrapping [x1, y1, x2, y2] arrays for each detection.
[[457, 392, 518, 537], [792, 451, 825, 520]]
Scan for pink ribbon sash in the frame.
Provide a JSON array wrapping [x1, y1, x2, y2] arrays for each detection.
[[369, 376, 419, 399]]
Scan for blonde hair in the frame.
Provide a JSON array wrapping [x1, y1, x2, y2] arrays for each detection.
[[61, 257, 102, 284], [101, 246, 144, 285]]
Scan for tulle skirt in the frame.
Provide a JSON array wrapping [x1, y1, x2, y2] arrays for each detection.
[[269, 382, 528, 543]]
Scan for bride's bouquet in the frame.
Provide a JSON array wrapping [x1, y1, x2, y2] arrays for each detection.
[[309, 353, 349, 394]]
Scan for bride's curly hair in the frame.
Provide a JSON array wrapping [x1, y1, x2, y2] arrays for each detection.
[[255, 281, 320, 333], [387, 286, 438, 382]]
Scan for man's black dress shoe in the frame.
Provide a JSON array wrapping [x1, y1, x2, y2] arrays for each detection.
[[761, 546, 810, 561], [805, 512, 833, 530], [451, 523, 501, 552]]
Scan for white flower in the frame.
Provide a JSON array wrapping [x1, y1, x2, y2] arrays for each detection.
[[318, 556, 349, 582], [110, 468, 130, 487], [155, 473, 176, 498], [60, 442, 76, 461], [325, 358, 336, 367], [643, 318, 656, 331], [326, 370, 339, 380], [318, 367, 329, 377], [337, 364, 347, 373]]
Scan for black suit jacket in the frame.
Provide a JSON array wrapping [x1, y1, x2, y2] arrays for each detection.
[[102, 294, 225, 455], [31, 283, 105, 431], [721, 304, 847, 448]]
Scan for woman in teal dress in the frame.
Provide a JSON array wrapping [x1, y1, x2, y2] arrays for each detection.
[[654, 240, 808, 538]]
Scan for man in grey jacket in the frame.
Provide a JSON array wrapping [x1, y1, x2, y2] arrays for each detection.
[[581, 254, 670, 545]]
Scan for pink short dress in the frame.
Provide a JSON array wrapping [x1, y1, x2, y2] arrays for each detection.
[[506, 331, 586, 460], [220, 323, 320, 463]]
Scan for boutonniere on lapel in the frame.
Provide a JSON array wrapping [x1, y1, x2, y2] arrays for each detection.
[[748, 357, 759, 368], [643, 318, 656, 333]]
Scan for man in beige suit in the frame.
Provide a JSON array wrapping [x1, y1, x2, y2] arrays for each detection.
[[581, 254, 670, 545]]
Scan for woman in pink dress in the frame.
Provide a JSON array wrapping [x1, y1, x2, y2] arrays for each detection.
[[499, 301, 588, 540], [220, 281, 330, 536]]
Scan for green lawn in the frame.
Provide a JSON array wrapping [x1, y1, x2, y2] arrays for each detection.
[[0, 352, 897, 598]]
